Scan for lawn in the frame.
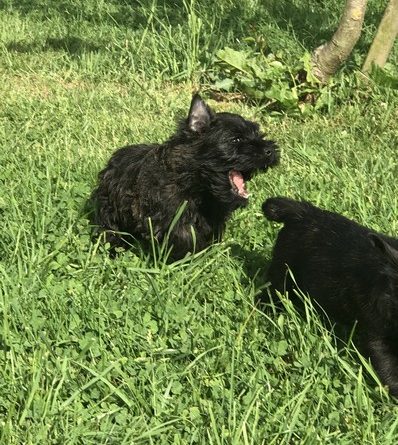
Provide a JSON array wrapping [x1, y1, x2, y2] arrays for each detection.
[[1, 0, 398, 443]]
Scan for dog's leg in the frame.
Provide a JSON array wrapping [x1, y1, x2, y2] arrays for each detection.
[[365, 336, 398, 396]]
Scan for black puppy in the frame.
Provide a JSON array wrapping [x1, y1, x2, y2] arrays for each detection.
[[91, 94, 278, 260], [263, 197, 398, 396]]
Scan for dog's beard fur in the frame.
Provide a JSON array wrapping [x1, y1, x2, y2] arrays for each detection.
[[90, 94, 278, 260]]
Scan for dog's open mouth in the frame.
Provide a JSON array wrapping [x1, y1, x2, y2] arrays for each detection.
[[229, 170, 249, 199]]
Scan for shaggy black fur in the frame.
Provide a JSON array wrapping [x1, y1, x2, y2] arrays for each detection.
[[90, 94, 278, 260], [263, 197, 398, 396]]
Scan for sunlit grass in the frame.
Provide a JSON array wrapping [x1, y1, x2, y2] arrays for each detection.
[[1, 0, 398, 443]]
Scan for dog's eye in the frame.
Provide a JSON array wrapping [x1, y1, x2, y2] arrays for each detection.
[[232, 137, 242, 143]]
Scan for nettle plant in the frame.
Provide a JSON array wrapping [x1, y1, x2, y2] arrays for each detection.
[[210, 44, 334, 116]]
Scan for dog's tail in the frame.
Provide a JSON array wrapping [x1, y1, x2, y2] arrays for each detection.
[[262, 197, 311, 223]]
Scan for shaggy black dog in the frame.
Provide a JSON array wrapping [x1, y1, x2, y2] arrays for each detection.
[[263, 197, 398, 396], [91, 94, 278, 260]]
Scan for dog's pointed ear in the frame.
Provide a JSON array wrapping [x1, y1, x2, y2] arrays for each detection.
[[369, 233, 398, 267], [187, 94, 213, 133]]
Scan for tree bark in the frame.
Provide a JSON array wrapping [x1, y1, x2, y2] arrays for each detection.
[[362, 0, 398, 72], [311, 0, 368, 82]]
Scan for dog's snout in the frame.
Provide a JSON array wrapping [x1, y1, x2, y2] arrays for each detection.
[[263, 142, 277, 157], [263, 142, 279, 166]]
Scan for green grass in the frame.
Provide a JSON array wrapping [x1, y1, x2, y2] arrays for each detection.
[[1, 0, 398, 443]]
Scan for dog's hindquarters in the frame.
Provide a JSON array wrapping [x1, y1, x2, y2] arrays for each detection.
[[90, 144, 154, 242]]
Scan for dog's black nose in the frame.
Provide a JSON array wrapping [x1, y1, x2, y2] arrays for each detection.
[[264, 144, 277, 158], [264, 143, 279, 166], [264, 148, 274, 157]]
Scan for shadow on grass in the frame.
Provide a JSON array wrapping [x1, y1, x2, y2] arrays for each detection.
[[1, 0, 151, 29], [46, 36, 100, 54], [229, 243, 270, 294], [263, 0, 384, 52], [263, 1, 333, 48], [6, 36, 100, 55], [2, 0, 384, 55], [0, 0, 346, 50]]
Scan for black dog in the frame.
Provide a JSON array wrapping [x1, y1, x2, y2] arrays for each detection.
[[263, 197, 398, 396], [91, 94, 278, 260]]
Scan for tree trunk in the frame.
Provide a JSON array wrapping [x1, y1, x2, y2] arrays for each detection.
[[311, 0, 368, 83], [362, 0, 398, 72]]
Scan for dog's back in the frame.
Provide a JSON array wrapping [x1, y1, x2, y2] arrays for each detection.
[[263, 197, 398, 396], [92, 144, 155, 229], [263, 197, 396, 325]]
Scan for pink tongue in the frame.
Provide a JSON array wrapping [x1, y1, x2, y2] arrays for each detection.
[[230, 170, 247, 195], [231, 171, 244, 189]]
